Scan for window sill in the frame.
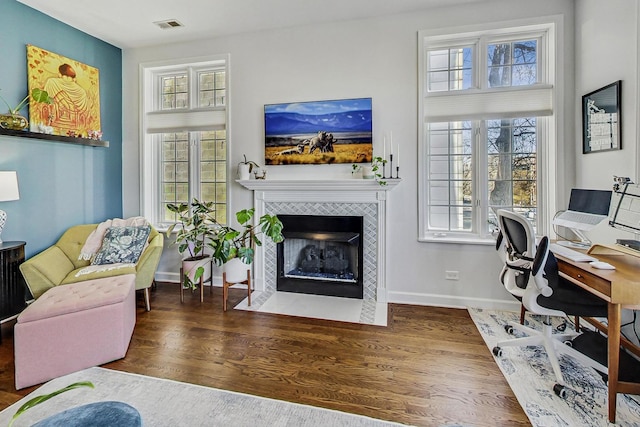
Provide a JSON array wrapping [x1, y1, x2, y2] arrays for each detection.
[[419, 234, 496, 246]]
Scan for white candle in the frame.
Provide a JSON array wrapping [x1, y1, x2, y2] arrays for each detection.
[[397, 144, 400, 167], [383, 136, 386, 159], [389, 131, 393, 158]]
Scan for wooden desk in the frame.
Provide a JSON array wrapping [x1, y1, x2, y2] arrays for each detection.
[[555, 243, 640, 423]]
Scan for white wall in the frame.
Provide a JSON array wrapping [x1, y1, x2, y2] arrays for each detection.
[[574, 0, 639, 246], [575, 0, 640, 345], [122, 0, 575, 309]]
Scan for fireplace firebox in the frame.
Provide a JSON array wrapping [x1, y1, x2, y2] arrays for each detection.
[[277, 215, 364, 299]]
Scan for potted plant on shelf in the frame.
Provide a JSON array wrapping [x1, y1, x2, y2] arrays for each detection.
[[237, 154, 261, 180], [166, 199, 219, 290], [0, 88, 52, 131], [352, 155, 387, 185]]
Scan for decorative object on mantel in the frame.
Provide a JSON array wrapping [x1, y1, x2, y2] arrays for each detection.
[[352, 156, 387, 185], [27, 45, 101, 139], [237, 154, 260, 180], [253, 169, 267, 180], [0, 87, 52, 131], [264, 97, 372, 165], [381, 131, 400, 179]]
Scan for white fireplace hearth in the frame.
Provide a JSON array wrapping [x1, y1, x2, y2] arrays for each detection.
[[237, 179, 399, 325]]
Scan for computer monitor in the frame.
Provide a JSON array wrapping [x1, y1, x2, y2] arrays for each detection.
[[567, 189, 612, 216], [553, 188, 613, 247]]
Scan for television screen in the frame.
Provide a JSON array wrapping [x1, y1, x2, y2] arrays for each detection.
[[264, 97, 372, 165]]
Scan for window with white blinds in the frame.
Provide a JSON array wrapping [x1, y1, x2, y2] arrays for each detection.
[[141, 57, 229, 227], [418, 22, 557, 242]]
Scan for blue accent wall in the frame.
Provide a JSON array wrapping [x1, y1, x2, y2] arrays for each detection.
[[0, 0, 122, 257]]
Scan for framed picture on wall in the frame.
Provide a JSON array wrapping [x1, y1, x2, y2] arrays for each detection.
[[264, 97, 372, 165], [27, 44, 101, 138], [582, 80, 621, 154]]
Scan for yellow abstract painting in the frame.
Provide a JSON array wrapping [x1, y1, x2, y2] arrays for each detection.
[[27, 45, 101, 138]]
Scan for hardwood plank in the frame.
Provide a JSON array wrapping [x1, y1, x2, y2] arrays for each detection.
[[0, 283, 530, 426]]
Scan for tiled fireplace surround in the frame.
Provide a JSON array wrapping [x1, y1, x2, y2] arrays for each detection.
[[239, 179, 399, 322]]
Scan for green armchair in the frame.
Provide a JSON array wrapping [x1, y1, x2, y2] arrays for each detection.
[[20, 222, 163, 311]]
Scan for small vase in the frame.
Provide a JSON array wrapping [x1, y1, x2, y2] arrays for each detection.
[[237, 163, 251, 180], [0, 114, 28, 131], [362, 165, 375, 179]]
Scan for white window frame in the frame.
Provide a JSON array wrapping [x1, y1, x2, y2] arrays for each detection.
[[140, 55, 230, 230], [418, 18, 560, 244]]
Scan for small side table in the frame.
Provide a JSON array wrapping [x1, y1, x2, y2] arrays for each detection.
[[0, 241, 27, 343]]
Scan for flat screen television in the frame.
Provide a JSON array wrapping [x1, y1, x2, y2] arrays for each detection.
[[264, 97, 372, 165]]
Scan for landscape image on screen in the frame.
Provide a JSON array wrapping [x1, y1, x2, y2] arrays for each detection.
[[264, 97, 372, 165]]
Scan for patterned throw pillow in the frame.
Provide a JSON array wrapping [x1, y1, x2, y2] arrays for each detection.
[[91, 225, 151, 265]]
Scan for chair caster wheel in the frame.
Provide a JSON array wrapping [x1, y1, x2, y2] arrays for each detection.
[[553, 383, 567, 398], [557, 322, 567, 332], [504, 325, 514, 334], [492, 346, 503, 357], [563, 340, 573, 347]]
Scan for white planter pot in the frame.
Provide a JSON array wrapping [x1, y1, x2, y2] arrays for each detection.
[[237, 163, 251, 180], [223, 257, 251, 283], [182, 255, 212, 284], [362, 165, 374, 179]]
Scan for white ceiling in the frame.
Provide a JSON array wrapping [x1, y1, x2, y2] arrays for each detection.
[[17, 0, 484, 49]]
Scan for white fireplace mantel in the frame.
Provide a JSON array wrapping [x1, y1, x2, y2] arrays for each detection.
[[238, 178, 400, 304], [237, 178, 401, 192]]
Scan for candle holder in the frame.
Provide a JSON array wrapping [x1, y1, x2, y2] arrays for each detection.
[[388, 154, 393, 179], [396, 166, 400, 179]]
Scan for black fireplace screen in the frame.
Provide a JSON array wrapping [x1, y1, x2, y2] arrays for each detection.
[[283, 232, 359, 283], [277, 215, 364, 299]]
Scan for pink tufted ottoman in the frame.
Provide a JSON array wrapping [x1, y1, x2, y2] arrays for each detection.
[[14, 274, 136, 389]]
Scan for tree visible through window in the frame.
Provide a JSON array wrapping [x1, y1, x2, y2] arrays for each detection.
[[420, 24, 554, 240]]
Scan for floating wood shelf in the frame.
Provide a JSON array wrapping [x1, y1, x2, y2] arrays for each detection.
[[0, 127, 109, 147]]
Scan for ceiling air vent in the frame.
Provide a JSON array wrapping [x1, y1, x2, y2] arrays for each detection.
[[154, 19, 184, 30]]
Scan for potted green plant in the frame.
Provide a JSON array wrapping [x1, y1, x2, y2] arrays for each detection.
[[0, 88, 52, 131], [207, 208, 284, 267], [237, 154, 260, 180], [352, 156, 387, 185], [166, 199, 220, 290], [166, 200, 284, 290]]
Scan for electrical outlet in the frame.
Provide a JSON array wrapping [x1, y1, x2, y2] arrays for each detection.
[[445, 270, 459, 280]]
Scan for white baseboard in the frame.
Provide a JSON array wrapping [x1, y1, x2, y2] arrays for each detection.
[[154, 272, 518, 310], [387, 290, 520, 311]]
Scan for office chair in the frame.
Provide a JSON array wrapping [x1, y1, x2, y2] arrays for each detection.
[[493, 209, 608, 397]]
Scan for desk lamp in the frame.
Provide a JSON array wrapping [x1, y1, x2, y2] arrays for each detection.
[[0, 171, 20, 244]]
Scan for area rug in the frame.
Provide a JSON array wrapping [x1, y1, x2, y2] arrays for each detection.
[[468, 308, 640, 426], [0, 367, 409, 427]]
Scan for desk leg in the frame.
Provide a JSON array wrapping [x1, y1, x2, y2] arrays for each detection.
[[608, 303, 621, 423]]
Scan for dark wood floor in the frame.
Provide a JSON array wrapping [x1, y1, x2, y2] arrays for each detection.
[[0, 283, 530, 426]]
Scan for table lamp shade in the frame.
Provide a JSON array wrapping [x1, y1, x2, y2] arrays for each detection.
[[0, 171, 19, 243], [0, 171, 20, 202]]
